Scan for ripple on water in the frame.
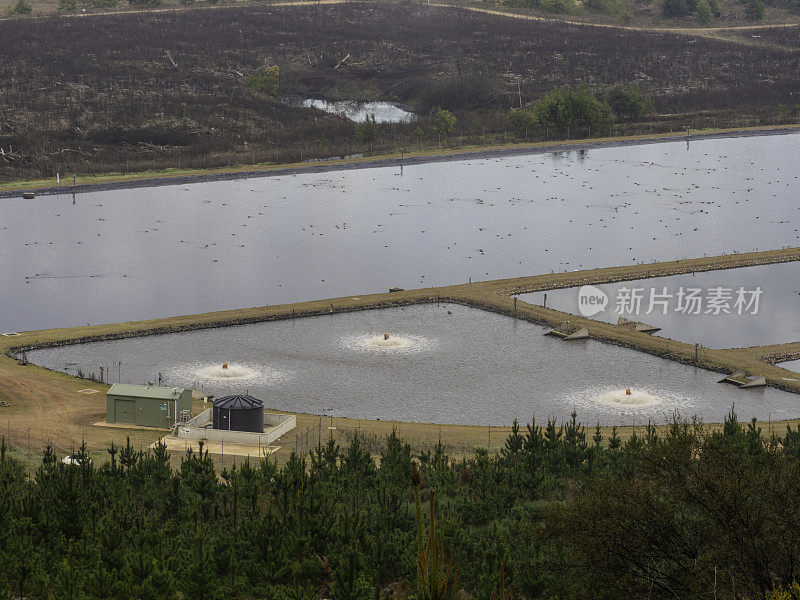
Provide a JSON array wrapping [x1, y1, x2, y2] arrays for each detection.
[[339, 334, 434, 354]]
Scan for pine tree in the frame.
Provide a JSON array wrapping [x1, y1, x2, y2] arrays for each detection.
[[330, 549, 373, 600], [180, 540, 222, 600], [501, 420, 524, 463], [608, 425, 621, 450]]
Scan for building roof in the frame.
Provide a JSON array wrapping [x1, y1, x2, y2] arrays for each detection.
[[213, 394, 264, 410], [107, 384, 187, 400]]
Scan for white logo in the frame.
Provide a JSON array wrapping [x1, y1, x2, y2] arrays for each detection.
[[578, 285, 608, 317]]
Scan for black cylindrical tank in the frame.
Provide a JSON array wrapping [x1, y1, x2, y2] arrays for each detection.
[[212, 395, 264, 432]]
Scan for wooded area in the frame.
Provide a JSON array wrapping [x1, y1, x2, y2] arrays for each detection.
[[2, 409, 800, 599]]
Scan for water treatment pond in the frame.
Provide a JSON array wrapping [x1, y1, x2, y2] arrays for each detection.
[[782, 360, 800, 373], [2, 133, 799, 331], [301, 99, 416, 123], [26, 304, 800, 426], [517, 262, 800, 348]]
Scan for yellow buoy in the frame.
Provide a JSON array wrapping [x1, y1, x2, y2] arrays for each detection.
[[384, 333, 390, 340], [222, 363, 228, 370]]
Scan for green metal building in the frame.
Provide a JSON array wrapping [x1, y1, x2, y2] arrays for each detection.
[[106, 384, 192, 428]]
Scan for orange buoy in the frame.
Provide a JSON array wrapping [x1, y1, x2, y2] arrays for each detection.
[[625, 388, 631, 396], [222, 363, 228, 370], [384, 333, 390, 340]]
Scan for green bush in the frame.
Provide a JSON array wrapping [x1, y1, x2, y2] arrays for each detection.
[[584, 0, 623, 15], [87, 0, 118, 8], [745, 0, 765, 19], [7, 0, 32, 14], [508, 108, 538, 134], [606, 83, 652, 118], [246, 65, 280, 95], [354, 114, 379, 143], [539, 0, 573, 12], [695, 0, 713, 23], [58, 0, 77, 11], [532, 86, 614, 136], [662, 0, 696, 17], [431, 108, 456, 138]]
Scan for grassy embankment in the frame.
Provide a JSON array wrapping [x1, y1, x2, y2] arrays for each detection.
[[2, 248, 800, 466]]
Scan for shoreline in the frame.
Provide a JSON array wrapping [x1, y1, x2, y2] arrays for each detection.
[[1, 125, 798, 198]]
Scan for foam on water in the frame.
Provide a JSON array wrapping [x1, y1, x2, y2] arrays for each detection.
[[565, 386, 692, 422], [595, 388, 664, 408], [340, 333, 433, 353], [172, 362, 286, 387]]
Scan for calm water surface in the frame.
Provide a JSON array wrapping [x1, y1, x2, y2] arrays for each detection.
[[518, 262, 800, 348], [782, 360, 800, 373], [2, 134, 799, 331], [26, 304, 800, 426]]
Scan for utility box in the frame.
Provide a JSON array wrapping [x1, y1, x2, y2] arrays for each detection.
[[106, 384, 191, 428]]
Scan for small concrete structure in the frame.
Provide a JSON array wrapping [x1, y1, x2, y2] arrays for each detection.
[[176, 409, 296, 446], [106, 384, 191, 428], [719, 370, 767, 388], [545, 321, 589, 340], [617, 316, 661, 334]]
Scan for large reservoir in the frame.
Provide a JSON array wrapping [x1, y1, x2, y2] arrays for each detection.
[[2, 133, 799, 331]]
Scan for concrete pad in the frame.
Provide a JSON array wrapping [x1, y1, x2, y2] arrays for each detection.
[[158, 435, 280, 458]]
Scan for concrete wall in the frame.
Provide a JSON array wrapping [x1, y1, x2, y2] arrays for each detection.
[[177, 409, 296, 445]]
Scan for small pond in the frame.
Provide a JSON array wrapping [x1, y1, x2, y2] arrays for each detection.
[[26, 304, 800, 426], [517, 262, 800, 348], [302, 99, 416, 123], [781, 360, 800, 373]]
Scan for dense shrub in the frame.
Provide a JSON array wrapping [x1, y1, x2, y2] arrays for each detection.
[[508, 107, 538, 134], [246, 65, 280, 95], [431, 108, 456, 137], [584, 0, 625, 16], [6, 0, 32, 13], [662, 0, 704, 17], [746, 0, 766, 18], [696, 0, 714, 22], [532, 86, 614, 135], [414, 73, 502, 113], [354, 114, 379, 143], [605, 83, 653, 118]]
